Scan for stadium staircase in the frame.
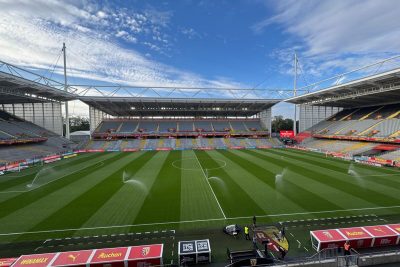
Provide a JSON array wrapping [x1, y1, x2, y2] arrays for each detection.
[[158, 139, 164, 148], [139, 139, 147, 149], [389, 130, 400, 138], [357, 120, 384, 136], [116, 123, 123, 132], [121, 140, 128, 150], [340, 108, 360, 121], [224, 138, 231, 147], [208, 138, 214, 147], [175, 139, 181, 149]]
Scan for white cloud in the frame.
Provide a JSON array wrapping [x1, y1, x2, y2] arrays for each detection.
[[257, 0, 400, 89], [254, 0, 400, 56], [0, 0, 254, 116]]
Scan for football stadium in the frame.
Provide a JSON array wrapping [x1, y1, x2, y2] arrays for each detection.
[[1, 1, 400, 267]]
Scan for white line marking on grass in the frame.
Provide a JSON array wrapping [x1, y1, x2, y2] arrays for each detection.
[[0, 206, 397, 237], [0, 207, 388, 236], [172, 158, 226, 171], [0, 161, 105, 194], [193, 152, 226, 219]]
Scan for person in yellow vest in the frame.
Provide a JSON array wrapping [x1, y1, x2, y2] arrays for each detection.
[[244, 226, 250, 240]]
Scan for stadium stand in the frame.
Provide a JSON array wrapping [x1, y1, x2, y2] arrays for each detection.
[[0, 109, 73, 163], [379, 149, 400, 161], [307, 104, 400, 141], [119, 121, 138, 133], [93, 119, 265, 135], [230, 121, 247, 131]]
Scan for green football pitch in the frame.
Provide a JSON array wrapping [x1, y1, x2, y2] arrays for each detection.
[[1, 148, 400, 262]]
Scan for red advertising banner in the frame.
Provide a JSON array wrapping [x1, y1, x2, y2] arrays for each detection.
[[122, 148, 139, 152], [0, 258, 17, 267], [126, 244, 163, 267], [11, 245, 164, 267], [12, 253, 58, 267], [90, 247, 128, 264], [51, 250, 94, 267], [364, 225, 398, 247], [338, 227, 373, 248], [311, 224, 400, 251], [280, 130, 294, 138], [43, 155, 61, 161], [86, 149, 105, 152]]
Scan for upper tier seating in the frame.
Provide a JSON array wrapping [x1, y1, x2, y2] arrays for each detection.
[[158, 122, 177, 132], [94, 119, 266, 134], [230, 121, 247, 131], [244, 121, 261, 131], [308, 104, 400, 139], [138, 121, 158, 132], [212, 121, 231, 131], [178, 121, 194, 131], [98, 121, 121, 132], [194, 121, 213, 132], [119, 121, 138, 132]]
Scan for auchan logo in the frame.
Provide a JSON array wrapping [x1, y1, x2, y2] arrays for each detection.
[[20, 258, 49, 265], [97, 252, 122, 259], [346, 231, 365, 237]]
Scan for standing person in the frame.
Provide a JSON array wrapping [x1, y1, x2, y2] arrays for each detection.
[[344, 240, 351, 267], [264, 239, 270, 257], [344, 240, 351, 256], [253, 215, 257, 228], [244, 226, 250, 240], [280, 226, 286, 240], [252, 235, 257, 249]]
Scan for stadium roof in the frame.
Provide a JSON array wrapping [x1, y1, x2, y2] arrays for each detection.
[[0, 61, 77, 104], [285, 68, 400, 108], [79, 96, 279, 117]]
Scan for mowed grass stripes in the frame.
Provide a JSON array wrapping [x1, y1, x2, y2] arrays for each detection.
[[1, 149, 400, 242]]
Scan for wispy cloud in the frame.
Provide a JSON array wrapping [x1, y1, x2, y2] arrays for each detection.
[[0, 0, 247, 90], [255, 0, 400, 86]]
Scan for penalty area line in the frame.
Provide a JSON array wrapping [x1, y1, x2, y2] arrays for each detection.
[[2, 205, 400, 237], [193, 152, 226, 219]]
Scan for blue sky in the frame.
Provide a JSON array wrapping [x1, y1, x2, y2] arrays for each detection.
[[0, 0, 400, 117]]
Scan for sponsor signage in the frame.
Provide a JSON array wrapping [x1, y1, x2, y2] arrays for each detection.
[[126, 244, 163, 267], [0, 258, 17, 267], [122, 148, 138, 152], [51, 250, 93, 267], [86, 149, 105, 152], [311, 224, 400, 251], [337, 227, 373, 248], [280, 130, 294, 138], [43, 155, 60, 161], [178, 239, 211, 264], [12, 253, 57, 267], [90, 247, 128, 264], [63, 154, 77, 159], [127, 244, 163, 260], [364, 225, 398, 247]]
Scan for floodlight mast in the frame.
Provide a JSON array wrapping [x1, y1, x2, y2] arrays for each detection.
[[293, 52, 297, 136], [63, 43, 70, 139]]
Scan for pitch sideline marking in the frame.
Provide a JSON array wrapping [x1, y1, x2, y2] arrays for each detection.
[[193, 152, 227, 219], [2, 205, 400, 237], [0, 161, 105, 194]]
